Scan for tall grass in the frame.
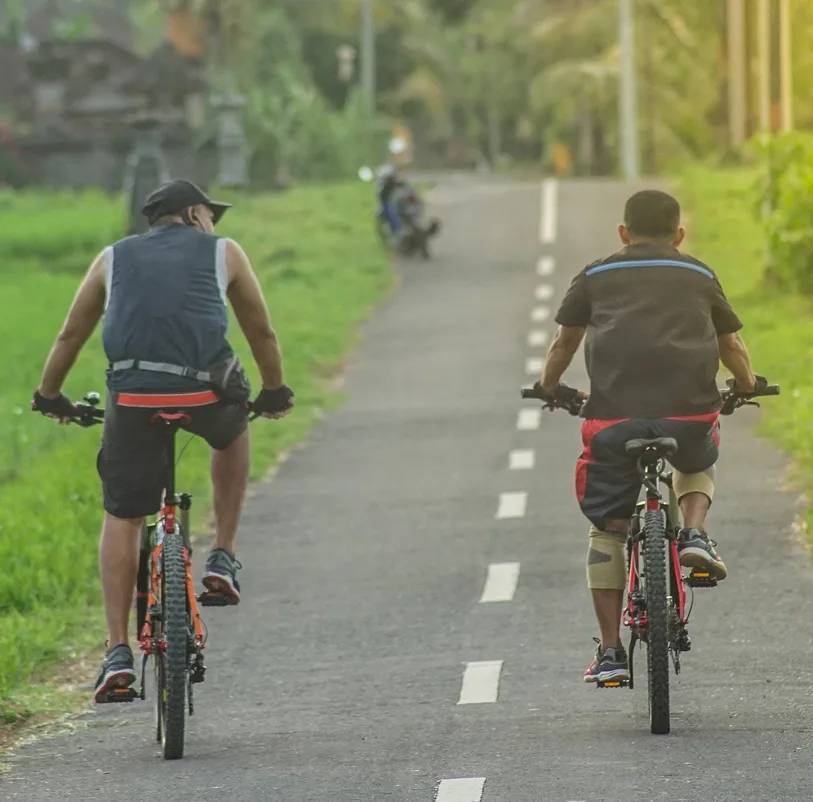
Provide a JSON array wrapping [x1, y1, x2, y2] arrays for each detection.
[[679, 165, 813, 529], [0, 182, 391, 706]]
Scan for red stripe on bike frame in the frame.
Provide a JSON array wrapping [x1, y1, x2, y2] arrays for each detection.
[[671, 540, 688, 622], [117, 390, 219, 407], [576, 418, 628, 502]]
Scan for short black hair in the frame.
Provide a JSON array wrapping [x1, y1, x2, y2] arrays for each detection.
[[624, 190, 681, 239]]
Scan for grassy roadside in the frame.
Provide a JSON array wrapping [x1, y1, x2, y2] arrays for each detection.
[[0, 182, 390, 731], [678, 165, 813, 530]]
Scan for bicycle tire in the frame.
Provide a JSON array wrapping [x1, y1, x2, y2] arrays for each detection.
[[160, 530, 188, 759], [643, 508, 670, 735]]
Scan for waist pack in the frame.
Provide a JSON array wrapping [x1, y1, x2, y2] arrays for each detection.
[[109, 355, 251, 404]]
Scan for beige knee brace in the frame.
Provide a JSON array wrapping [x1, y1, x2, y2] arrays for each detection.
[[673, 465, 715, 503], [586, 526, 628, 590]]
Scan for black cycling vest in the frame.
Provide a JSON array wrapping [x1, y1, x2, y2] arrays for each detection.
[[101, 224, 234, 391]]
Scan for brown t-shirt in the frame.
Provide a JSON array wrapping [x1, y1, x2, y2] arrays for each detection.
[[555, 243, 743, 420]]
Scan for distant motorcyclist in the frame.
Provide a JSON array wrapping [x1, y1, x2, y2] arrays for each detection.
[[375, 163, 402, 241]]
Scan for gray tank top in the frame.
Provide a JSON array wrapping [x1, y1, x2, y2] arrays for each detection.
[[102, 224, 233, 391]]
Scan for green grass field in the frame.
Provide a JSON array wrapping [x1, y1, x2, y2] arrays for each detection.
[[678, 166, 813, 528], [0, 183, 391, 723]]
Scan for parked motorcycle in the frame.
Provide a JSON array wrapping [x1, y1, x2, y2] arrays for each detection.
[[359, 165, 441, 260]]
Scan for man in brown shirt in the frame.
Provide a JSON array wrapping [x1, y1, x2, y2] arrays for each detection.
[[537, 190, 762, 684]]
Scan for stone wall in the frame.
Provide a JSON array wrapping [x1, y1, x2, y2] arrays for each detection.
[[14, 137, 219, 193]]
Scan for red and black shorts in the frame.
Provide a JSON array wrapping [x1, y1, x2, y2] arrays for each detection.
[[576, 414, 720, 529], [97, 390, 248, 520]]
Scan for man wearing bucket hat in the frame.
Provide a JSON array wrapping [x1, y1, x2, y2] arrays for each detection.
[[32, 178, 294, 700]]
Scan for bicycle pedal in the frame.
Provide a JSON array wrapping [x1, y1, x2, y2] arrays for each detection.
[[197, 590, 234, 607], [596, 679, 629, 689], [686, 569, 718, 588], [101, 687, 139, 703]]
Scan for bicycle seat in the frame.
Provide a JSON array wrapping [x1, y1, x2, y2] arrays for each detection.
[[624, 437, 678, 459]]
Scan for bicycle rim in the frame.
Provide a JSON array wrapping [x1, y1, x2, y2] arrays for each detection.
[[643, 508, 670, 735], [160, 531, 188, 759]]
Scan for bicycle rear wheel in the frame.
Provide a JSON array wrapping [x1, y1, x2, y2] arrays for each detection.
[[158, 530, 188, 759], [643, 508, 670, 734]]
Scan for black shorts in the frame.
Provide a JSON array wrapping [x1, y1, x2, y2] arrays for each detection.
[[576, 415, 720, 529], [98, 391, 248, 519]]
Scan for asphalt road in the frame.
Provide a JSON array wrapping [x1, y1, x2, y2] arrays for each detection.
[[4, 176, 812, 801]]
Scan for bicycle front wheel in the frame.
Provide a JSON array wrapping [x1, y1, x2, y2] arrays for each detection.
[[159, 530, 188, 759], [643, 508, 670, 735]]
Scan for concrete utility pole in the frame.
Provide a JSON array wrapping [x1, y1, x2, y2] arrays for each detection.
[[360, 0, 376, 160], [727, 0, 747, 147], [618, 0, 639, 179], [757, 0, 771, 132], [779, 0, 794, 131]]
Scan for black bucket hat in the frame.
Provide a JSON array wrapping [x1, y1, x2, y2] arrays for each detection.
[[142, 179, 232, 225]]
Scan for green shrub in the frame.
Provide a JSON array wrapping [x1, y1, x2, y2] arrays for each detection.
[[750, 132, 813, 293]]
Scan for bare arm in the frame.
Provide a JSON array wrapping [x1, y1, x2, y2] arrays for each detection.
[[225, 239, 284, 390], [38, 254, 106, 397], [718, 332, 757, 392], [540, 325, 586, 394]]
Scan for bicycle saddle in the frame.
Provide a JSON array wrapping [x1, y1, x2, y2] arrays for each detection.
[[624, 437, 678, 458]]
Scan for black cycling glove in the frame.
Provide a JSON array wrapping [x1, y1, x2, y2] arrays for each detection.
[[32, 390, 75, 418], [533, 380, 579, 402], [731, 374, 768, 395], [252, 385, 294, 415], [532, 380, 555, 401]]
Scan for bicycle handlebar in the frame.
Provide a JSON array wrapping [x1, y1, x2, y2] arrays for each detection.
[[65, 393, 270, 426], [520, 382, 781, 417]]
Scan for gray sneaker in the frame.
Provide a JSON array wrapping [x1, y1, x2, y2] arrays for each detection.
[[678, 528, 727, 580], [94, 643, 136, 703], [202, 548, 242, 604], [597, 645, 630, 683], [583, 637, 602, 683]]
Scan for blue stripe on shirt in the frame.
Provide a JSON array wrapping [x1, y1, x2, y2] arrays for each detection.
[[585, 259, 714, 279]]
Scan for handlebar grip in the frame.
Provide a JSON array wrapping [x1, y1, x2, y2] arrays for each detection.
[[521, 388, 539, 400], [762, 385, 781, 396]]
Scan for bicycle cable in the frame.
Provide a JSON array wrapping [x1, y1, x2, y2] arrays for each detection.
[[175, 434, 196, 467]]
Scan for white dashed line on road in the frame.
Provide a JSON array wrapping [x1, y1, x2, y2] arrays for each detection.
[[525, 357, 545, 375], [531, 306, 550, 322], [480, 562, 520, 603], [540, 178, 559, 244], [516, 408, 541, 430], [496, 492, 527, 518], [537, 255, 555, 275], [436, 778, 486, 802], [458, 661, 503, 704], [528, 330, 549, 348], [535, 284, 554, 301], [509, 449, 534, 470]]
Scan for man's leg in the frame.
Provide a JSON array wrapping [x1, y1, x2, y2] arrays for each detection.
[[95, 400, 164, 700], [587, 520, 629, 650], [99, 513, 143, 647], [189, 402, 250, 602], [664, 417, 726, 578], [675, 466, 714, 530], [385, 200, 401, 235], [210, 427, 250, 555], [673, 466, 727, 578], [578, 419, 642, 681]]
